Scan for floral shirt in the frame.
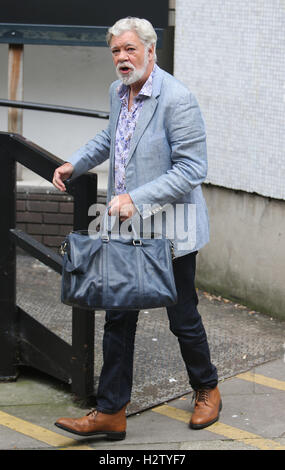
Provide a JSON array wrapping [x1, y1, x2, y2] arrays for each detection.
[[114, 65, 156, 195]]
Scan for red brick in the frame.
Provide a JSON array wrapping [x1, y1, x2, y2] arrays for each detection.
[[17, 212, 42, 223], [16, 200, 26, 211], [48, 194, 73, 202], [16, 193, 27, 200], [59, 224, 73, 235], [27, 224, 59, 235], [59, 202, 74, 213], [43, 213, 73, 224], [25, 193, 51, 201], [26, 200, 59, 212], [27, 193, 73, 202]]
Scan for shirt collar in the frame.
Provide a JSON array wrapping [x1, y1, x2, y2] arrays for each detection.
[[117, 64, 157, 101]]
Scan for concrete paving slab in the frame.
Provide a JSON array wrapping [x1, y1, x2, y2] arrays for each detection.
[[0, 374, 72, 407], [0, 424, 45, 450], [1, 357, 284, 451], [180, 440, 257, 450], [254, 358, 285, 382]]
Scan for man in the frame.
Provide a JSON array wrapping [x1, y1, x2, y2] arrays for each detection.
[[53, 17, 221, 441]]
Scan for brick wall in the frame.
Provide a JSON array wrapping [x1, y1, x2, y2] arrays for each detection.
[[16, 188, 74, 250], [16, 187, 107, 252]]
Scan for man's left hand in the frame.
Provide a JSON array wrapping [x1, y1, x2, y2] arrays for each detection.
[[108, 194, 137, 221]]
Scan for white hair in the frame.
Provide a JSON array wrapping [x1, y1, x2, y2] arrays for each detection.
[[106, 17, 157, 62]]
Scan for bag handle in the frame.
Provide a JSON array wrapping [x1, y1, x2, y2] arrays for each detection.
[[101, 208, 140, 241]]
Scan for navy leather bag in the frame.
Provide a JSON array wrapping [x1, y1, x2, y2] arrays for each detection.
[[60, 217, 178, 311]]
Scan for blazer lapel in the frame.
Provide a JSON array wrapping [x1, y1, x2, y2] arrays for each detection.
[[125, 96, 158, 167], [125, 65, 164, 167], [108, 93, 121, 196], [110, 96, 121, 144]]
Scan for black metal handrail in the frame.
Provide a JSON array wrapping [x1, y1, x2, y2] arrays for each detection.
[[0, 98, 109, 119], [0, 131, 98, 401]]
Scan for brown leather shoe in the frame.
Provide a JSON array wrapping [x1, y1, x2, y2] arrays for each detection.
[[189, 386, 222, 430], [54, 404, 127, 440]]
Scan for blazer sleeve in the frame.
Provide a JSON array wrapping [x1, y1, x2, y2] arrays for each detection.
[[129, 91, 208, 218]]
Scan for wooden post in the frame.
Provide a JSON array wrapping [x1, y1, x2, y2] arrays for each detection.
[[8, 44, 24, 180]]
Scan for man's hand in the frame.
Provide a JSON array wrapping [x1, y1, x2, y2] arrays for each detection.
[[108, 194, 137, 222], [52, 163, 74, 192]]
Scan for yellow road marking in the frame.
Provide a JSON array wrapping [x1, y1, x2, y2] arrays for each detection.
[[2, 369, 285, 450], [152, 404, 285, 451], [0, 410, 93, 450], [236, 372, 285, 391]]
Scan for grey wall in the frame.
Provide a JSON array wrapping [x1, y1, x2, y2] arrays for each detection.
[[197, 185, 285, 320]]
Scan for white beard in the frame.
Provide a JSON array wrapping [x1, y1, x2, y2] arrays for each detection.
[[116, 49, 149, 86]]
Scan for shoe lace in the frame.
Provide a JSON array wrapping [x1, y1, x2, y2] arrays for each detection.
[[192, 389, 210, 404], [86, 408, 98, 417]]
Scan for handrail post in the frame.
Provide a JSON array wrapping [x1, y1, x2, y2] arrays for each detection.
[[0, 143, 18, 380], [68, 173, 97, 399]]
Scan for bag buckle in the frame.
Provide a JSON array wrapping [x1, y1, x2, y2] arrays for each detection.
[[59, 240, 68, 256], [170, 241, 176, 260]]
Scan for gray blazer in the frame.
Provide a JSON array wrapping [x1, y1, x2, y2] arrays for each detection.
[[68, 65, 209, 258]]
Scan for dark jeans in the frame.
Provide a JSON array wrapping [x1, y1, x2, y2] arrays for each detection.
[[96, 251, 218, 414]]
